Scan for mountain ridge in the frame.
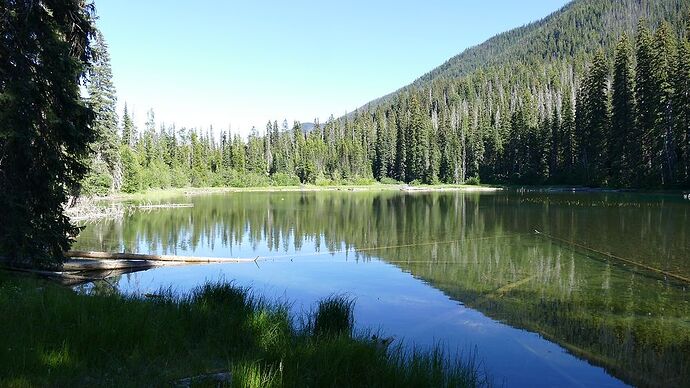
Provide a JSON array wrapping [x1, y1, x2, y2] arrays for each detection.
[[357, 0, 688, 113]]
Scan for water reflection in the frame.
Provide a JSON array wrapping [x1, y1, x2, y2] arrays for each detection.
[[75, 190, 690, 387]]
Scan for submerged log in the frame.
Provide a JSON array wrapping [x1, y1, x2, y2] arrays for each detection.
[[62, 258, 178, 271], [534, 230, 690, 284], [174, 371, 232, 387], [0, 263, 133, 286], [137, 203, 194, 209], [65, 250, 258, 263]]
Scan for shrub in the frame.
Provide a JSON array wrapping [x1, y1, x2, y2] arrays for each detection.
[[315, 178, 336, 186], [379, 177, 401, 185], [271, 172, 300, 186], [223, 170, 272, 188], [349, 177, 376, 185], [465, 176, 481, 185]]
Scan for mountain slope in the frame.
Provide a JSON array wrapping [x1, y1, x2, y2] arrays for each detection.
[[363, 0, 688, 111]]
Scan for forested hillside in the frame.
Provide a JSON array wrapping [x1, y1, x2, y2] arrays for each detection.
[[83, 0, 690, 195]]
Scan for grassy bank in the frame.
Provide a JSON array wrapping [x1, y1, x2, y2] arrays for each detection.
[[0, 273, 483, 387]]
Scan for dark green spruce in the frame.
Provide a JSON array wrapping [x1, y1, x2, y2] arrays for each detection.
[[0, 0, 96, 267]]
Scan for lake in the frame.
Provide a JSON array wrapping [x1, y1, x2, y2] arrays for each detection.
[[73, 189, 690, 387]]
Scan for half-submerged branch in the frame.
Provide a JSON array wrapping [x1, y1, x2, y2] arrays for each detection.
[[65, 250, 258, 263]]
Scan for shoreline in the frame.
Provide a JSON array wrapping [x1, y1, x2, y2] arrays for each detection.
[[66, 184, 501, 222], [98, 183, 503, 201], [96, 184, 687, 202], [69, 183, 687, 223], [69, 183, 689, 223]]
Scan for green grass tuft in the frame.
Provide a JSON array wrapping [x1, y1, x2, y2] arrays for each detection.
[[310, 295, 355, 338]]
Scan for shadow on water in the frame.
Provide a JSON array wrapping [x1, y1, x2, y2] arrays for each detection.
[[74, 190, 690, 387]]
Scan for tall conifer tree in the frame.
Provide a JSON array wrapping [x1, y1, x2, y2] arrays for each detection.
[[0, 0, 96, 267], [611, 33, 636, 187], [673, 19, 690, 184], [635, 20, 657, 186], [652, 22, 677, 185]]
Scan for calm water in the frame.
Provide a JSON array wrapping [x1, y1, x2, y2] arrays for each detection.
[[74, 190, 690, 387]]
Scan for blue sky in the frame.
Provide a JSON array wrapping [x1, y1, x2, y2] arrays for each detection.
[[95, 0, 570, 136]]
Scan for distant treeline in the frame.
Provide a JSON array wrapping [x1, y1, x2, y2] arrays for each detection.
[[83, 16, 690, 195]]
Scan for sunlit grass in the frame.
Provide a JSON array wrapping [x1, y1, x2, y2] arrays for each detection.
[[0, 273, 485, 387]]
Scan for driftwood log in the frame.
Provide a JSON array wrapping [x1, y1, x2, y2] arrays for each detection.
[[66, 251, 258, 263]]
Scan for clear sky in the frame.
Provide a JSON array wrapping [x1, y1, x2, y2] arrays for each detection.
[[95, 0, 570, 136]]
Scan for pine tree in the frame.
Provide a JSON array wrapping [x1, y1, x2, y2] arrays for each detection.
[[537, 113, 551, 183], [408, 96, 428, 182], [427, 116, 440, 184], [635, 20, 657, 186], [121, 104, 135, 147], [292, 121, 305, 172], [438, 108, 454, 183], [610, 33, 636, 187], [373, 109, 388, 180], [652, 22, 677, 185], [263, 121, 272, 172], [458, 104, 469, 183], [230, 133, 245, 172], [0, 0, 96, 267], [574, 82, 588, 184], [465, 104, 485, 182], [141, 109, 156, 168], [509, 108, 528, 182], [548, 104, 561, 182], [220, 130, 231, 170], [561, 93, 576, 180], [582, 51, 610, 186], [246, 126, 267, 173], [393, 103, 407, 182], [84, 30, 121, 194], [673, 20, 690, 185], [383, 110, 397, 179]]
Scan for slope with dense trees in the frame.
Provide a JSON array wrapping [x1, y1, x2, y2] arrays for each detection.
[[87, 0, 690, 194]]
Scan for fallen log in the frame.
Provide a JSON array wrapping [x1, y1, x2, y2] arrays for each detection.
[[534, 229, 690, 284], [62, 258, 180, 271], [65, 250, 258, 263], [0, 263, 125, 286]]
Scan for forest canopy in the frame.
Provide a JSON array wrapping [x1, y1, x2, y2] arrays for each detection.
[[82, 0, 690, 194]]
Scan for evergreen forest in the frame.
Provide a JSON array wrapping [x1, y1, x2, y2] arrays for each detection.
[[80, 0, 690, 196]]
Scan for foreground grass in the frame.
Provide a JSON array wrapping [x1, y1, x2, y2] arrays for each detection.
[[0, 274, 484, 387]]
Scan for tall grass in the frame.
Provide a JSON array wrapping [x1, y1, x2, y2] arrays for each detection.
[[309, 295, 355, 338], [0, 274, 486, 387]]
